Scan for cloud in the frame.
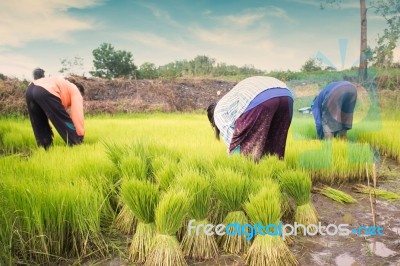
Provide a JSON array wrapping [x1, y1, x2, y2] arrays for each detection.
[[123, 31, 181, 51], [214, 6, 293, 27], [0, 53, 39, 79], [290, 0, 359, 9], [0, 0, 103, 47], [139, 3, 181, 28]]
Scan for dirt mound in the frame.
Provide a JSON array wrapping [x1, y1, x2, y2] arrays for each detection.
[[0, 76, 235, 115], [69, 76, 235, 114]]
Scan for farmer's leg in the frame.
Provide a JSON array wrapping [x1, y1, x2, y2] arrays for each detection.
[[340, 85, 358, 132], [34, 86, 83, 146], [26, 84, 54, 149], [337, 129, 347, 139], [229, 99, 276, 161], [265, 97, 293, 159]]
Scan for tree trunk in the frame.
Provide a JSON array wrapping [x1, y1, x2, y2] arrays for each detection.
[[359, 0, 368, 83]]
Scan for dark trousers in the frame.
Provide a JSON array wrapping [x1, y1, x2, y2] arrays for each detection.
[[229, 96, 293, 161], [25, 84, 83, 149]]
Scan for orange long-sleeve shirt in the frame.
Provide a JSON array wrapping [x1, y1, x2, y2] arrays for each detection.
[[33, 77, 84, 136]]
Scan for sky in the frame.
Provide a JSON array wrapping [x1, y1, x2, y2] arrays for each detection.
[[0, 0, 397, 80]]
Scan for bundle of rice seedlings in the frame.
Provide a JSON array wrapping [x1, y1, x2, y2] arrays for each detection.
[[113, 202, 136, 234], [256, 155, 287, 179], [244, 183, 298, 266], [313, 186, 357, 204], [146, 189, 190, 266], [213, 167, 251, 254], [120, 179, 159, 263], [152, 155, 179, 191], [120, 153, 150, 181], [176, 169, 218, 260], [352, 184, 400, 201], [278, 170, 318, 231]]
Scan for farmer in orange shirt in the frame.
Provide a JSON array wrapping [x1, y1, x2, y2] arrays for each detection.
[[25, 76, 85, 149]]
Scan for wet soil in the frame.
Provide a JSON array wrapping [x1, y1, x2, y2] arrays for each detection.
[[82, 158, 400, 266]]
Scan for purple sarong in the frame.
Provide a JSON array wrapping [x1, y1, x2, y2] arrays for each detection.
[[229, 96, 293, 161]]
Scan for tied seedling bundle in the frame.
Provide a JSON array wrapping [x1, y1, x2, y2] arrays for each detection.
[[176, 169, 218, 260], [152, 155, 179, 191], [121, 179, 159, 263], [213, 167, 251, 254], [146, 189, 190, 266], [245, 181, 298, 266], [314, 186, 357, 204], [279, 170, 318, 232], [115, 152, 152, 233], [352, 184, 400, 201]]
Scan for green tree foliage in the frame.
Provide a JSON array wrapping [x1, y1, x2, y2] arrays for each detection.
[[158, 62, 180, 80], [188, 55, 216, 76], [301, 58, 322, 72], [137, 62, 158, 79], [90, 43, 137, 79], [372, 0, 400, 68]]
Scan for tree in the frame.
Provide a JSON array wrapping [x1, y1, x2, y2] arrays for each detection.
[[372, 0, 400, 68], [137, 62, 158, 79], [321, 0, 368, 82], [321, 0, 400, 81], [188, 55, 215, 76], [59, 56, 84, 76], [90, 43, 137, 79], [301, 58, 322, 72]]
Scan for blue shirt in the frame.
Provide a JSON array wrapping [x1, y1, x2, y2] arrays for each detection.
[[312, 81, 353, 139], [244, 88, 293, 113]]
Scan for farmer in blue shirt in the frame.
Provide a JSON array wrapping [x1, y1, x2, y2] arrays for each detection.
[[312, 81, 358, 139], [207, 76, 293, 161]]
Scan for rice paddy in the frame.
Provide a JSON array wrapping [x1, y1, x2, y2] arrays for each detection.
[[0, 112, 399, 265]]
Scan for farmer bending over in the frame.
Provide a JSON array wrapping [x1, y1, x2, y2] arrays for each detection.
[[26, 77, 85, 149], [311, 81, 358, 139], [207, 76, 293, 161]]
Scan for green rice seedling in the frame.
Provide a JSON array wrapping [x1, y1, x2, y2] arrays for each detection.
[[152, 155, 179, 191], [354, 121, 400, 163], [244, 183, 298, 266], [103, 142, 127, 168], [120, 153, 150, 181], [285, 138, 374, 184], [175, 169, 218, 260], [256, 155, 288, 179], [120, 179, 159, 263], [278, 170, 318, 232], [146, 189, 190, 266], [213, 167, 251, 254], [352, 184, 400, 201], [313, 186, 357, 204]]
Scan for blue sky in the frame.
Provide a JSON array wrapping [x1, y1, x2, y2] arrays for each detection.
[[0, 0, 396, 80]]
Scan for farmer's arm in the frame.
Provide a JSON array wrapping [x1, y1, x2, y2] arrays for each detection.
[[69, 86, 85, 137]]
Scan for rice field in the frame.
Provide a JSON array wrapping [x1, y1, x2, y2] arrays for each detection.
[[0, 112, 399, 265]]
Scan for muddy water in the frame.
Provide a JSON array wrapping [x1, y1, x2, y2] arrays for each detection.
[[291, 159, 400, 266]]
